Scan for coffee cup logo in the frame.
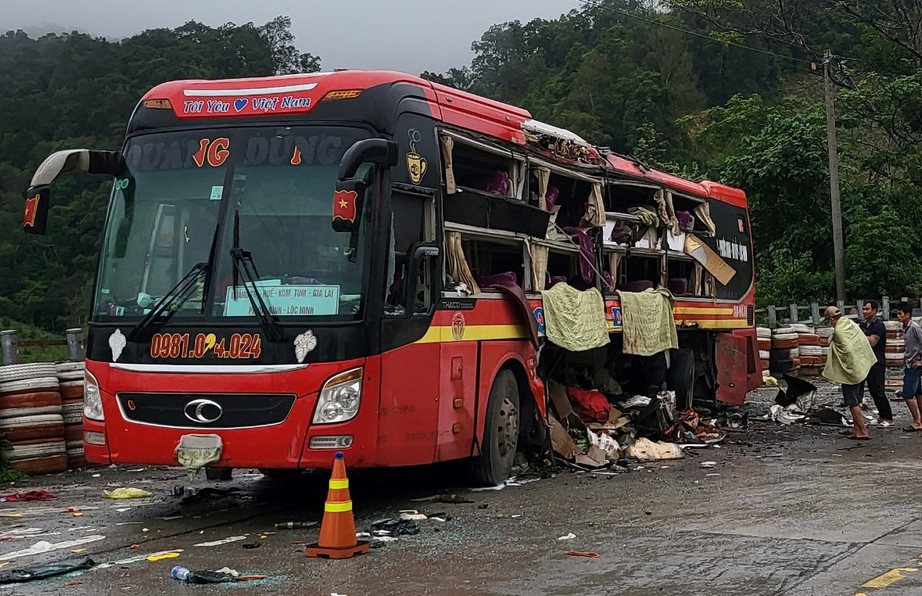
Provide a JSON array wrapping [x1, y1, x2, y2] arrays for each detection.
[[407, 128, 427, 185], [451, 312, 466, 341]]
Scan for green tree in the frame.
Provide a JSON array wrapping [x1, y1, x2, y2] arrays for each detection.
[[845, 209, 922, 298]]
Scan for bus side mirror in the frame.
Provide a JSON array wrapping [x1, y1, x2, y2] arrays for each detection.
[[23, 149, 121, 235], [331, 139, 398, 232], [337, 139, 398, 180], [404, 242, 440, 315], [23, 186, 51, 234], [332, 179, 366, 232]]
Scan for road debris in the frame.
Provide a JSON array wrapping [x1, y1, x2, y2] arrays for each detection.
[[193, 535, 248, 547], [0, 536, 105, 561], [370, 519, 419, 536], [275, 521, 317, 530], [565, 551, 600, 558], [171, 565, 237, 584], [94, 550, 185, 570], [0, 557, 94, 584], [436, 494, 475, 504], [398, 510, 427, 521], [102, 488, 151, 499], [471, 476, 541, 491], [357, 532, 398, 543], [625, 438, 684, 461], [0, 491, 55, 503], [557, 533, 576, 541], [179, 487, 239, 505]]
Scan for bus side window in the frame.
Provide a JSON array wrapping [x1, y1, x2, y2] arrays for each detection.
[[386, 190, 434, 312]]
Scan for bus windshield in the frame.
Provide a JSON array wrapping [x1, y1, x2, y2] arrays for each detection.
[[93, 125, 371, 322]]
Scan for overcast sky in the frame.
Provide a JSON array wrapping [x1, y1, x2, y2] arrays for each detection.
[[0, 0, 581, 74]]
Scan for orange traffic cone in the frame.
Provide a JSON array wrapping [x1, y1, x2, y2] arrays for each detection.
[[306, 451, 369, 559]]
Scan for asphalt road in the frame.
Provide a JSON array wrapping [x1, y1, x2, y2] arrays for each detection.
[[3, 383, 922, 595]]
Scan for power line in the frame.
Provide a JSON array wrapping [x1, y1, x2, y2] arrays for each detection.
[[578, 1, 814, 64]]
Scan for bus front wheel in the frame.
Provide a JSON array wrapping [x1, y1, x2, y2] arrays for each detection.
[[472, 369, 520, 486]]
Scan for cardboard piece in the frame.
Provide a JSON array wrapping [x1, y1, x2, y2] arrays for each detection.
[[586, 408, 628, 431], [611, 416, 630, 430], [586, 445, 609, 465], [549, 416, 579, 460], [575, 451, 608, 468], [548, 381, 575, 420], [684, 234, 736, 285]]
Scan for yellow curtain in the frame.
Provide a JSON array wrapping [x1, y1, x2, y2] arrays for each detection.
[[446, 232, 480, 294], [583, 182, 605, 227], [695, 202, 717, 236], [439, 135, 456, 194], [664, 190, 679, 235], [654, 189, 670, 225], [529, 241, 549, 291], [534, 167, 550, 211], [608, 252, 623, 291]]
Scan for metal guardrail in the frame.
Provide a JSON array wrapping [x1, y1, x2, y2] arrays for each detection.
[[0, 328, 85, 365], [754, 296, 911, 328]]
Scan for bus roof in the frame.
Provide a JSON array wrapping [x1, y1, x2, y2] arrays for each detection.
[[143, 70, 745, 206]]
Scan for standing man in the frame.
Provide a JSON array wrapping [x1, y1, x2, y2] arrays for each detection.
[[896, 301, 922, 431], [859, 300, 893, 426], [822, 306, 878, 440]]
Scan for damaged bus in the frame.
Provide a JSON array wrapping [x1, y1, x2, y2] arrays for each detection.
[[22, 70, 759, 483]]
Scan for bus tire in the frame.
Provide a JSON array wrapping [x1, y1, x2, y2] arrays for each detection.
[[472, 369, 519, 487]]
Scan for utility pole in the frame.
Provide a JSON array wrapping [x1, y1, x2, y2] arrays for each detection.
[[824, 50, 846, 303]]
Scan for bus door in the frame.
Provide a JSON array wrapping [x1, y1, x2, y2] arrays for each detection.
[[377, 186, 441, 464]]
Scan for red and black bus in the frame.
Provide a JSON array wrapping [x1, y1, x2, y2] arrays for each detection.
[[23, 71, 759, 484]]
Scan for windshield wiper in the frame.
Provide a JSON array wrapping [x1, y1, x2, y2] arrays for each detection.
[[229, 209, 284, 342], [127, 262, 207, 342]]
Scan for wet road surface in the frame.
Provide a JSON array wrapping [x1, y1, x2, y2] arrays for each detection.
[[3, 385, 922, 595]]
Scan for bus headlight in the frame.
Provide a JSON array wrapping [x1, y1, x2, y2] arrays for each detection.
[[313, 368, 362, 424], [84, 370, 104, 421]]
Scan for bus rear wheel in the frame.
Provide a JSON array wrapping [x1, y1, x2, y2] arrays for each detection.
[[472, 369, 520, 486]]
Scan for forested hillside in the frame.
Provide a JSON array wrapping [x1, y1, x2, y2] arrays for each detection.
[[2, 2, 921, 337], [0, 17, 318, 335]]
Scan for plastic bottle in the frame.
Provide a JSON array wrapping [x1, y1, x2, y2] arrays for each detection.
[[171, 566, 193, 582]]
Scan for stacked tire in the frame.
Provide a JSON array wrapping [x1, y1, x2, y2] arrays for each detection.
[[817, 327, 833, 378], [796, 325, 825, 376], [0, 363, 67, 475], [884, 320, 904, 391], [770, 326, 800, 377], [757, 327, 772, 381], [57, 362, 86, 468]]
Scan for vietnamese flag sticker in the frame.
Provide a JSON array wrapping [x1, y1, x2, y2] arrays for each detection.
[[332, 189, 358, 223], [23, 194, 40, 228]]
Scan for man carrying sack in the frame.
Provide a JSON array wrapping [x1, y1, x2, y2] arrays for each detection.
[[822, 306, 877, 440]]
